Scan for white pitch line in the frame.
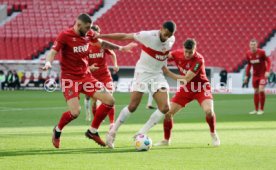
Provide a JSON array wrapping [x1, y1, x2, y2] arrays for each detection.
[[0, 107, 66, 112], [0, 105, 127, 112]]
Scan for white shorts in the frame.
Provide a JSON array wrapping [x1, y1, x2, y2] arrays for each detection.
[[130, 71, 169, 93]]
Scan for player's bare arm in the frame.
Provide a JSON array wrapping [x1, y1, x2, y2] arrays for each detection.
[[96, 33, 135, 40], [167, 52, 173, 59], [265, 57, 271, 78], [162, 66, 196, 84], [109, 50, 119, 72], [92, 39, 137, 53], [244, 62, 252, 83], [42, 49, 57, 71]]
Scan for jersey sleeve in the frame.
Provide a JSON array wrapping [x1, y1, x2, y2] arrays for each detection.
[[88, 59, 93, 66], [189, 59, 203, 75], [52, 31, 66, 52], [168, 50, 178, 62], [133, 31, 151, 45]]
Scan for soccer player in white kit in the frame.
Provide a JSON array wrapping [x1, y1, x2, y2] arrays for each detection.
[[97, 21, 176, 148]]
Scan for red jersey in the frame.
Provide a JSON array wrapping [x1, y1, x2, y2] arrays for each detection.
[[245, 48, 271, 77], [52, 28, 97, 79], [88, 44, 112, 79], [170, 49, 209, 90]]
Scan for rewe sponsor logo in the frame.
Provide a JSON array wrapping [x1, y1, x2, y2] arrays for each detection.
[[250, 59, 260, 64], [155, 54, 167, 60], [73, 44, 89, 53], [89, 52, 104, 59]]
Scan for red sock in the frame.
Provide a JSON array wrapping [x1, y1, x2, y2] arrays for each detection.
[[92, 104, 97, 117], [259, 92, 265, 111], [254, 92, 259, 111], [91, 104, 113, 129], [206, 114, 216, 133], [163, 118, 173, 140], [57, 111, 76, 130], [108, 106, 115, 124]]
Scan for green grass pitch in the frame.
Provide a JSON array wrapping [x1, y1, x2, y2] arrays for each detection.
[[0, 91, 276, 170]]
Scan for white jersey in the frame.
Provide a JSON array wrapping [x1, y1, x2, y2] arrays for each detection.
[[133, 30, 175, 73]]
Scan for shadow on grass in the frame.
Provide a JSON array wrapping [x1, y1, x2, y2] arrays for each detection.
[[1, 126, 275, 137], [0, 145, 212, 157]]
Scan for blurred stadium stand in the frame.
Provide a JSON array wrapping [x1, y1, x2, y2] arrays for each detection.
[[0, 0, 103, 60]]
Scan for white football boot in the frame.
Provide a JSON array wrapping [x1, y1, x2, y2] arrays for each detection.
[[106, 131, 116, 149], [249, 110, 257, 115], [154, 139, 171, 146], [257, 110, 264, 115], [211, 133, 220, 147]]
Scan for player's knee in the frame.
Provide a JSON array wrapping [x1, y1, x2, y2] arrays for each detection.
[[104, 96, 115, 106], [70, 106, 81, 117], [259, 88, 265, 92], [159, 104, 170, 114], [205, 108, 213, 116]]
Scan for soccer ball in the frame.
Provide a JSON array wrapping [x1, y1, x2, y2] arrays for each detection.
[[44, 78, 57, 92], [134, 134, 152, 151]]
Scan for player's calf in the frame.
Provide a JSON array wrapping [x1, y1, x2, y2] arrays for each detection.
[[128, 102, 139, 112], [205, 113, 220, 146]]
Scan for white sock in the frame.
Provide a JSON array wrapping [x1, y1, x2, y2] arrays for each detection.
[[147, 93, 153, 106], [84, 98, 91, 113], [112, 106, 131, 133], [55, 126, 61, 132], [109, 123, 114, 131], [138, 109, 164, 134], [89, 127, 98, 133]]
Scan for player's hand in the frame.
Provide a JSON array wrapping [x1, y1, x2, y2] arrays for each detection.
[[162, 66, 169, 75], [89, 63, 99, 72], [120, 42, 138, 53], [167, 52, 173, 59], [265, 72, 270, 78], [41, 61, 52, 71], [113, 65, 120, 73], [243, 76, 248, 84]]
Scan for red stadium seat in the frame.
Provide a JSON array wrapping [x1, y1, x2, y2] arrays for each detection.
[[94, 0, 275, 70], [0, 0, 104, 60], [0, 0, 274, 71]]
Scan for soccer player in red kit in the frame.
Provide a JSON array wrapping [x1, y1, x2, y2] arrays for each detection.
[[42, 14, 137, 148], [84, 25, 119, 130], [154, 39, 220, 147], [244, 39, 271, 115]]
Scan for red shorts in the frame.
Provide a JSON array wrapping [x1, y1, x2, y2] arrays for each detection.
[[171, 87, 213, 107], [93, 74, 113, 91], [61, 74, 104, 101], [252, 76, 267, 88]]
